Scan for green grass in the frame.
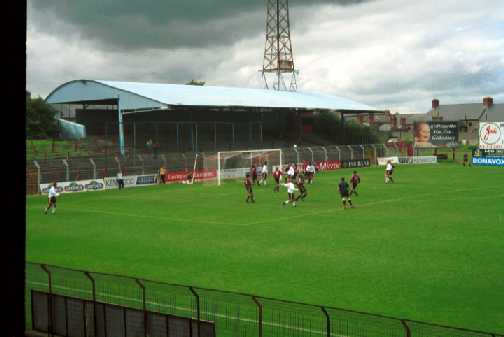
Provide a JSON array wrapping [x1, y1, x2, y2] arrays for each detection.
[[26, 164, 504, 332]]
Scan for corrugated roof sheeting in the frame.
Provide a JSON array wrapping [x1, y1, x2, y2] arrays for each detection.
[[46, 79, 378, 112]]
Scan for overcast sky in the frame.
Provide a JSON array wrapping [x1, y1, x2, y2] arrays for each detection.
[[27, 0, 504, 113]]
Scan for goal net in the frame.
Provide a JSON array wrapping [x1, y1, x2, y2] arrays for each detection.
[[203, 149, 283, 185]]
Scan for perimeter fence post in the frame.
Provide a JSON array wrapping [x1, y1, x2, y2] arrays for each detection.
[[135, 279, 148, 337], [321, 147, 328, 161], [137, 154, 144, 175], [347, 145, 353, 160], [335, 146, 341, 161], [62, 159, 69, 181], [307, 147, 314, 162], [41, 264, 53, 337], [320, 306, 330, 337], [252, 297, 263, 337], [189, 287, 200, 337], [370, 145, 377, 165], [89, 158, 96, 179], [114, 156, 121, 173], [182, 153, 188, 171], [84, 272, 97, 337], [401, 320, 411, 337], [360, 145, 365, 160], [33, 160, 41, 194]]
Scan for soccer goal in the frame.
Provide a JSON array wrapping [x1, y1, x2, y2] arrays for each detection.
[[203, 149, 283, 185]]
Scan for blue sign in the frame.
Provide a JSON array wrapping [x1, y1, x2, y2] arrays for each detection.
[[472, 156, 504, 167]]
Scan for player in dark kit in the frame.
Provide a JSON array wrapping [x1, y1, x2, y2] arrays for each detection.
[[273, 167, 282, 192], [295, 173, 308, 201], [339, 177, 353, 209], [350, 171, 361, 196], [244, 173, 255, 203], [251, 165, 259, 186], [463, 153, 469, 166]]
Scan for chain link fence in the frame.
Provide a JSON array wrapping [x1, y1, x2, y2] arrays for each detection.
[[26, 144, 388, 193]]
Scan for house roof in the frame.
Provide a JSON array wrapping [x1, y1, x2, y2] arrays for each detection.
[[426, 103, 504, 122]]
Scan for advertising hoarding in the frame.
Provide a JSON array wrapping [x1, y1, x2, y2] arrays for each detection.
[[479, 122, 504, 150], [414, 122, 459, 148]]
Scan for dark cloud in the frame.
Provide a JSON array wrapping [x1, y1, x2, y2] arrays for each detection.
[[29, 0, 369, 50]]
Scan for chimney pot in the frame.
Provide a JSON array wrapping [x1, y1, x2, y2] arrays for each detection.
[[483, 96, 493, 108]]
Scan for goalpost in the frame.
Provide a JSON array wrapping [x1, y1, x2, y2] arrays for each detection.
[[203, 148, 283, 186]]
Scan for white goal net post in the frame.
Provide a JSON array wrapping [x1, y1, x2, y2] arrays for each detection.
[[203, 149, 283, 185]]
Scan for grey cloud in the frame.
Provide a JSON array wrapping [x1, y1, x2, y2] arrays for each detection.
[[29, 0, 370, 50]]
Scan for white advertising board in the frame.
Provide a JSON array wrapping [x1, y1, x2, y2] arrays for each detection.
[[479, 122, 504, 149], [397, 156, 438, 165], [377, 156, 399, 166], [40, 179, 105, 194], [103, 174, 158, 189]]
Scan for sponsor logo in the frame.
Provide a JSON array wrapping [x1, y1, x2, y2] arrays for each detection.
[[412, 156, 437, 164], [479, 122, 504, 149], [472, 156, 504, 166], [378, 157, 399, 165], [480, 123, 501, 145], [166, 169, 217, 183], [64, 182, 85, 192], [394, 156, 437, 165], [342, 159, 370, 168], [316, 160, 341, 170], [136, 175, 157, 185], [85, 180, 104, 190]]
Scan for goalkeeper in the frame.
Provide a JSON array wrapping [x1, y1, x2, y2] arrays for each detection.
[[44, 182, 59, 215]]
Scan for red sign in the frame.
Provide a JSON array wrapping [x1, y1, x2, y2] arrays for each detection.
[[303, 160, 341, 171], [165, 169, 217, 183]]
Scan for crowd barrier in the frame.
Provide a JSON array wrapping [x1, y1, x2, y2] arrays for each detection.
[[25, 262, 503, 337]]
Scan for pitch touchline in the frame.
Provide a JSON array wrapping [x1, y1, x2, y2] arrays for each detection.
[[28, 281, 326, 334]]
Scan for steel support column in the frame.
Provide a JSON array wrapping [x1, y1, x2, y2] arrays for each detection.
[[136, 279, 148, 337], [84, 272, 97, 337], [117, 96, 125, 156], [252, 297, 263, 337], [320, 307, 330, 337], [189, 287, 200, 337], [41, 264, 53, 337]]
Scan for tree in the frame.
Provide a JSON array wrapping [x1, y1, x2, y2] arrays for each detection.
[[26, 97, 58, 139], [312, 111, 379, 144], [186, 80, 205, 86]]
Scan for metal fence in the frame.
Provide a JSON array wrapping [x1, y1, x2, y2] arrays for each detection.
[[26, 262, 502, 337], [26, 144, 390, 193]]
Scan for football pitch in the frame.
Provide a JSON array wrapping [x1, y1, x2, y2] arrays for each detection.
[[26, 164, 504, 332]]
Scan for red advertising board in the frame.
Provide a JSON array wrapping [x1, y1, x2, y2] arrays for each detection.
[[165, 169, 217, 183], [303, 160, 341, 171]]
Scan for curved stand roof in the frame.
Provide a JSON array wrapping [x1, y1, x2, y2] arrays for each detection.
[[46, 79, 379, 112]]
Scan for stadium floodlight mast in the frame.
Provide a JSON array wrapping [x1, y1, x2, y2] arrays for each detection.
[[216, 148, 283, 186], [260, 0, 298, 91]]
